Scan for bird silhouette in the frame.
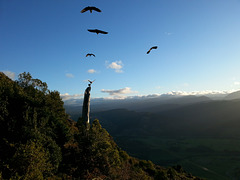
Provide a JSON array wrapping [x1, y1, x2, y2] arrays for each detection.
[[88, 79, 95, 84], [86, 53, 95, 57], [81, 6, 101, 13], [88, 29, 108, 35], [147, 46, 158, 54]]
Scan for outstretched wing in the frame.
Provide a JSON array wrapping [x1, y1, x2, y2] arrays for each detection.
[[88, 79, 96, 83], [92, 7, 101, 12], [97, 29, 108, 34], [88, 29, 97, 33], [86, 53, 95, 57], [81, 6, 101, 13], [81, 6, 91, 13], [147, 46, 158, 54], [147, 49, 151, 54], [88, 29, 108, 34]]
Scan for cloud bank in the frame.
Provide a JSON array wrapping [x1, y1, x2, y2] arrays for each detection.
[[164, 90, 233, 96]]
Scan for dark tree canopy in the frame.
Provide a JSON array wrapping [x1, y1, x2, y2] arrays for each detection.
[[0, 72, 69, 179], [0, 72, 201, 180]]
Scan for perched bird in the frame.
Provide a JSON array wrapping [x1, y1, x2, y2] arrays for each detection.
[[81, 6, 101, 13], [88, 29, 108, 35], [147, 46, 158, 54], [86, 53, 95, 57]]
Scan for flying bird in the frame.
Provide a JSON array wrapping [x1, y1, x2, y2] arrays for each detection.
[[147, 46, 158, 54], [88, 79, 95, 84], [81, 6, 101, 13], [86, 53, 95, 57], [88, 29, 108, 35]]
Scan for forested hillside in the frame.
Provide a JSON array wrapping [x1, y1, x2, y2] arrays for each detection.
[[0, 72, 201, 179]]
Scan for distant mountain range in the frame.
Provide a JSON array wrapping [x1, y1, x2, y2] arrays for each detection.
[[64, 94, 212, 116], [64, 90, 238, 114], [224, 90, 240, 100], [92, 100, 240, 138], [64, 90, 240, 138], [63, 90, 240, 106]]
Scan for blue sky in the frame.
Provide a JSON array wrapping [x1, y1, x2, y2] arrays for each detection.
[[1, 0, 240, 100]]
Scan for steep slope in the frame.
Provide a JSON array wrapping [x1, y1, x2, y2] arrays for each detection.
[[63, 118, 202, 179]]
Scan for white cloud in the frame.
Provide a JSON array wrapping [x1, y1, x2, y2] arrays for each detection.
[[101, 90, 233, 100], [132, 94, 161, 99], [234, 81, 240, 85], [60, 93, 83, 100], [2, 71, 16, 80], [164, 90, 233, 96], [100, 89, 234, 100], [101, 87, 138, 98], [106, 61, 123, 73], [66, 73, 74, 78], [102, 96, 128, 100], [165, 32, 173, 35], [87, 69, 97, 74]]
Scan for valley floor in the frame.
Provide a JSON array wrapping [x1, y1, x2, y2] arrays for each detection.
[[114, 136, 240, 180]]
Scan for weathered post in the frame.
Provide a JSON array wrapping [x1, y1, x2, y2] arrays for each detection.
[[82, 84, 91, 125]]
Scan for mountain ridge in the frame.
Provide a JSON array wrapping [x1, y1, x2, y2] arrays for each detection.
[[91, 98, 240, 138], [224, 90, 240, 100]]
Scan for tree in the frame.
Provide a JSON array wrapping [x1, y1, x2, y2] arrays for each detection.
[[11, 140, 53, 179], [0, 72, 70, 178], [17, 72, 48, 93]]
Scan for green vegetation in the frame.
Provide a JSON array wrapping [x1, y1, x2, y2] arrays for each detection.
[[88, 108, 240, 179], [0, 72, 69, 179], [0, 72, 201, 179], [115, 136, 240, 180]]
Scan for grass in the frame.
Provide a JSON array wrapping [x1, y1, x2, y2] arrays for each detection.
[[114, 136, 240, 180]]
